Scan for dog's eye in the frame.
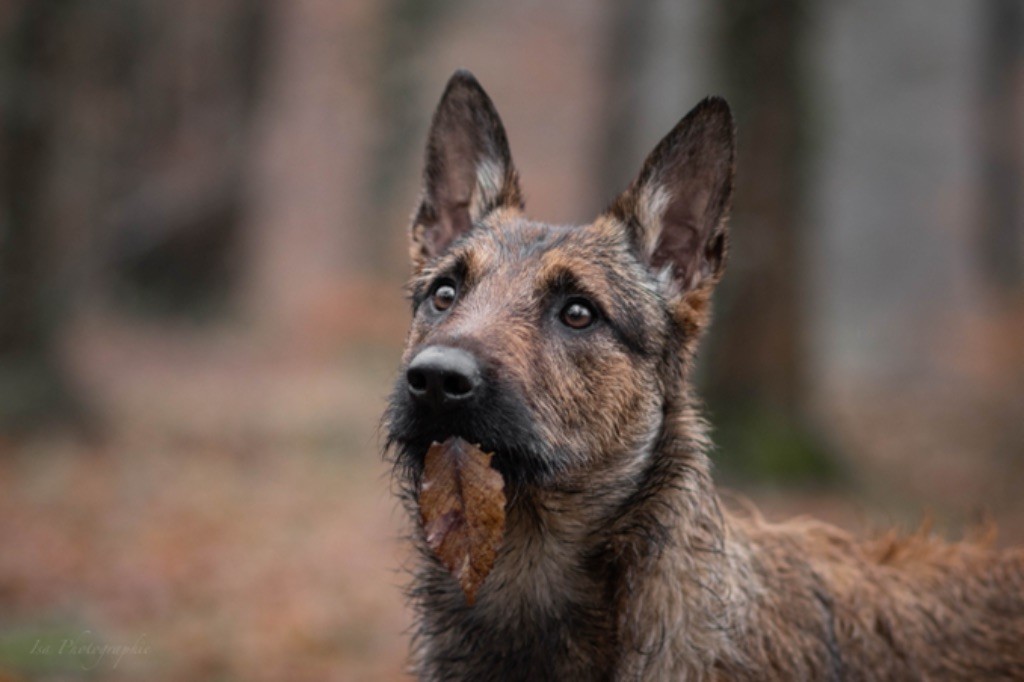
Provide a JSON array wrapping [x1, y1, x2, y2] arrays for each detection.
[[560, 300, 595, 329], [431, 281, 457, 312]]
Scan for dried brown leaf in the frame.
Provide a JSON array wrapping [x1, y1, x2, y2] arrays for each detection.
[[419, 437, 506, 604]]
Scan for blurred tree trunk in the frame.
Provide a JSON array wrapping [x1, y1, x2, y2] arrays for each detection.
[[108, 0, 268, 317], [980, 0, 1024, 290], [703, 0, 834, 481], [979, 0, 1024, 490], [364, 0, 459, 276], [0, 1, 86, 434], [594, 0, 656, 205], [244, 0, 374, 333]]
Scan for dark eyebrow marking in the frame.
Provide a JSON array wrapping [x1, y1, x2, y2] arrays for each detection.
[[409, 254, 470, 310], [537, 266, 607, 312]]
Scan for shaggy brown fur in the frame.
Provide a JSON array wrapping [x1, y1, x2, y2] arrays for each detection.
[[384, 70, 1024, 681]]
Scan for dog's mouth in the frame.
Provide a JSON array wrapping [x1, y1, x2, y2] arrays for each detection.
[[385, 399, 552, 489], [384, 380, 557, 488], [389, 430, 555, 490]]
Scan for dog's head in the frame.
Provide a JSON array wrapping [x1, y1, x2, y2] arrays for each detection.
[[386, 70, 734, 490]]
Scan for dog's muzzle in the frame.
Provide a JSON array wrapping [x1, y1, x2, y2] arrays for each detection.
[[387, 343, 556, 487]]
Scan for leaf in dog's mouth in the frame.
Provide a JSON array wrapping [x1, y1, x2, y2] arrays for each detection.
[[419, 437, 506, 605]]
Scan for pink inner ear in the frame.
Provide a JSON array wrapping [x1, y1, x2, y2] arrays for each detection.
[[413, 75, 521, 263], [651, 217, 701, 284], [650, 183, 712, 285], [437, 200, 473, 253], [610, 96, 734, 290]]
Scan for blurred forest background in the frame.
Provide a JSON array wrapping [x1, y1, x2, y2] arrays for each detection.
[[1, 0, 1022, 680]]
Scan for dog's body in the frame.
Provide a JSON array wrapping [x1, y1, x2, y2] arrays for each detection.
[[385, 71, 1024, 681]]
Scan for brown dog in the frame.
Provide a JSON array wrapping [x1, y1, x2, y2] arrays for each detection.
[[385, 70, 1024, 681]]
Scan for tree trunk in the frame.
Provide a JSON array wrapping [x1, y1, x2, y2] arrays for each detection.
[[979, 0, 1024, 290], [363, 0, 460, 277], [593, 0, 656, 206], [703, 0, 835, 481], [0, 1, 85, 434], [978, 0, 1024, 500]]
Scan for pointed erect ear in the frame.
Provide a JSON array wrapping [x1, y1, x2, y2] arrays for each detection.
[[409, 70, 523, 270], [607, 97, 735, 294]]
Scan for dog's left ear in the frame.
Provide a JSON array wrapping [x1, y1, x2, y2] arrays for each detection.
[[410, 70, 523, 271], [607, 97, 735, 294]]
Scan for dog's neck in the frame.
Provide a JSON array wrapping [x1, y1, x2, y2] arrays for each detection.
[[603, 404, 758, 677], [408, 402, 747, 680]]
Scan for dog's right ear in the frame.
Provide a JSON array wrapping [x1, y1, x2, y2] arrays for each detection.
[[409, 70, 523, 271]]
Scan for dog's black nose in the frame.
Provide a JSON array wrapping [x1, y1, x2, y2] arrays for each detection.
[[406, 346, 481, 410]]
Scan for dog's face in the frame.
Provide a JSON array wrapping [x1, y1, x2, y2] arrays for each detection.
[[386, 71, 734, 490], [388, 214, 671, 487]]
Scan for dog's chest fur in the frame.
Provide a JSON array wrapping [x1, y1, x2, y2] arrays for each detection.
[[410, 489, 624, 681]]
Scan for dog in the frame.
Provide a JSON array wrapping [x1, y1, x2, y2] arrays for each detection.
[[384, 69, 1024, 681]]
